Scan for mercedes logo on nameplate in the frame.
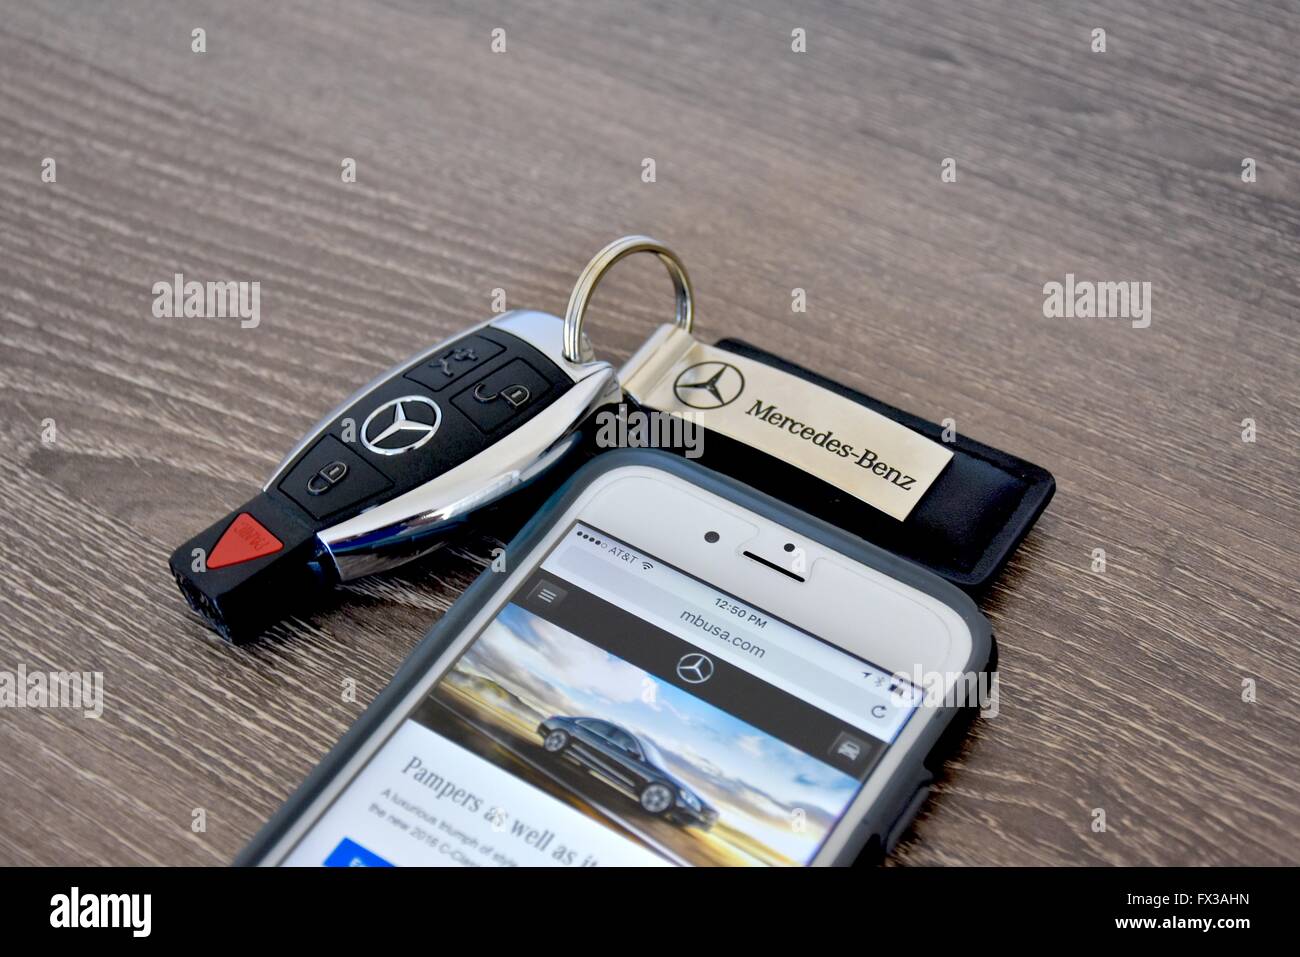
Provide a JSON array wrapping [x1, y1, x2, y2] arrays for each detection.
[[361, 395, 441, 455], [676, 652, 715, 684], [672, 361, 745, 409]]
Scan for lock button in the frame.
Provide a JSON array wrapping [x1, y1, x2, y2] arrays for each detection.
[[453, 358, 551, 433], [279, 435, 393, 520], [307, 460, 349, 495]]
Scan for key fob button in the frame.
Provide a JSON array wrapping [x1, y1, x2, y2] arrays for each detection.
[[473, 381, 530, 406], [453, 358, 551, 433], [404, 335, 505, 392], [279, 435, 393, 520], [306, 461, 349, 494]]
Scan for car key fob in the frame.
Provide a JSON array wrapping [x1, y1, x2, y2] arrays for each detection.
[[169, 310, 620, 643]]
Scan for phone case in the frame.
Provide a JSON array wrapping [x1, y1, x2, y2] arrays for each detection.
[[236, 448, 993, 867]]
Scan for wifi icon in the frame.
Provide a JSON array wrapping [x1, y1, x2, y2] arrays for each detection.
[[642, 561, 654, 571]]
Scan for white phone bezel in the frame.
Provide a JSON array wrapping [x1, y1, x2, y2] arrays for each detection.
[[257, 462, 976, 867]]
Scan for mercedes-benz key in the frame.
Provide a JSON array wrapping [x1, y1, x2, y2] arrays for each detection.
[[169, 309, 621, 643]]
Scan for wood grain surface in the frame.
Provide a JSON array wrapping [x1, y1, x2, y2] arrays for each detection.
[[1, 0, 1297, 866]]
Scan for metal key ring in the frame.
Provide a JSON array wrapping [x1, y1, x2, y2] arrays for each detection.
[[563, 235, 694, 363]]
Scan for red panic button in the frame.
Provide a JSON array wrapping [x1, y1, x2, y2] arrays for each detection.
[[207, 513, 284, 569]]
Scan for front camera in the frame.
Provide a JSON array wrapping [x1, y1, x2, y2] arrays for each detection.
[[704, 531, 720, 543]]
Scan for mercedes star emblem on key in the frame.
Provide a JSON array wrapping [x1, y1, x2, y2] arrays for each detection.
[[672, 361, 746, 409], [360, 395, 441, 456], [676, 652, 715, 684]]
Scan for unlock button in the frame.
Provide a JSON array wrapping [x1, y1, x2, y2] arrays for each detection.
[[454, 359, 551, 433], [474, 381, 531, 407]]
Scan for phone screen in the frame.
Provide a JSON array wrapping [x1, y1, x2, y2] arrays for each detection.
[[280, 522, 921, 867]]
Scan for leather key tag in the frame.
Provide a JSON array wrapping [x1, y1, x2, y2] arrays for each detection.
[[621, 325, 954, 521]]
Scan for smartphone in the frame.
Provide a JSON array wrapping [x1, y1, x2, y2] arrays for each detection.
[[240, 449, 991, 867]]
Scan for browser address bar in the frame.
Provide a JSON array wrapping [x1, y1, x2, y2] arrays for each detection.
[[542, 537, 915, 742]]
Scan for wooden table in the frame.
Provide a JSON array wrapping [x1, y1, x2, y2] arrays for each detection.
[[1, 0, 1297, 866]]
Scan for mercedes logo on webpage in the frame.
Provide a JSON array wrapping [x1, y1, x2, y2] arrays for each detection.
[[676, 652, 715, 684]]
